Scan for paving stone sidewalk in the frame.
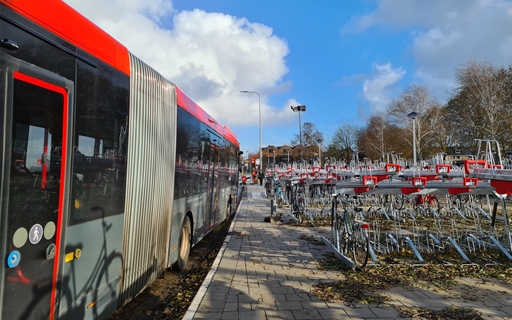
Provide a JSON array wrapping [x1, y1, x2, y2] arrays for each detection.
[[184, 184, 512, 320]]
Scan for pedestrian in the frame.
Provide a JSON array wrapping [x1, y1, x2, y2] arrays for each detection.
[[252, 169, 257, 184], [259, 171, 264, 186]]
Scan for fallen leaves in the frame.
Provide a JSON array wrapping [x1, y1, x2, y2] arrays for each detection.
[[311, 253, 511, 318], [398, 305, 484, 320]]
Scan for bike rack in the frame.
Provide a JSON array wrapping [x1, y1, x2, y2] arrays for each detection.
[[265, 148, 512, 267], [320, 236, 355, 269], [405, 236, 425, 263], [447, 236, 472, 263], [489, 236, 512, 260]]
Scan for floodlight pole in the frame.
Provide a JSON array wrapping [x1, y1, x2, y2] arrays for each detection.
[[241, 91, 262, 170], [291, 105, 306, 159], [408, 111, 419, 166], [317, 138, 323, 167]]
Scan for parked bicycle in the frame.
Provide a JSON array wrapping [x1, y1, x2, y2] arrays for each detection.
[[291, 180, 307, 222], [330, 193, 370, 269], [273, 178, 285, 208]]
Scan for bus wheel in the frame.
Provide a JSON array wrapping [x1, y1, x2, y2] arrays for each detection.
[[175, 215, 191, 271]]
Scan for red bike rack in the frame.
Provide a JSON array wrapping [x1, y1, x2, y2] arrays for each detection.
[[401, 177, 427, 194]]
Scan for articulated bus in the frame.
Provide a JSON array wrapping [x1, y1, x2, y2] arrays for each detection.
[[0, 1, 241, 319]]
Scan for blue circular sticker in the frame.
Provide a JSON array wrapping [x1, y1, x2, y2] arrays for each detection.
[[7, 250, 20, 268]]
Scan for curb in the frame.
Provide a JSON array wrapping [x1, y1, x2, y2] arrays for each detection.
[[181, 200, 244, 320]]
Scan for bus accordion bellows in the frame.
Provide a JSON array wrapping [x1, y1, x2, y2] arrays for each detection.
[[0, 1, 241, 319]]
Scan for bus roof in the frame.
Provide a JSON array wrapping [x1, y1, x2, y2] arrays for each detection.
[[2, 0, 130, 75], [2, 0, 239, 149], [176, 87, 239, 148]]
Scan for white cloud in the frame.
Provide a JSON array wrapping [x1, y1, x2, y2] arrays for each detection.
[[343, 0, 512, 99], [361, 63, 406, 115], [63, 0, 291, 128]]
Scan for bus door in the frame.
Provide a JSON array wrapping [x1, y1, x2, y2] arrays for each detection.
[[0, 56, 73, 320], [204, 143, 220, 231]]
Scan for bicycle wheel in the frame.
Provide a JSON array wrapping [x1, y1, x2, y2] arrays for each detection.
[[298, 198, 306, 222], [428, 196, 439, 210], [351, 223, 369, 270], [277, 194, 283, 208], [332, 198, 347, 251], [392, 194, 404, 210]]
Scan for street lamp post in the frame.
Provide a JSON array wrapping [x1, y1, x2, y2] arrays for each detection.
[[241, 91, 262, 171], [316, 138, 323, 168], [407, 111, 418, 166], [291, 105, 306, 159]]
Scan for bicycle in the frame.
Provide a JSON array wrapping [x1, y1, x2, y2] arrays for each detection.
[[290, 180, 307, 222], [273, 178, 285, 208], [330, 193, 370, 269]]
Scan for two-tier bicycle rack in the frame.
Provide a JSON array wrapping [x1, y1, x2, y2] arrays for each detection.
[[265, 140, 512, 270]]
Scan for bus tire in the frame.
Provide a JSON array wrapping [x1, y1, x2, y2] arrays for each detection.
[[175, 215, 192, 271]]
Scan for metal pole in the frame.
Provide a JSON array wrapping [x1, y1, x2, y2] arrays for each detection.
[[240, 91, 262, 171], [408, 111, 418, 166], [258, 93, 262, 171], [299, 110, 303, 159], [318, 145, 321, 167], [412, 119, 417, 165], [317, 139, 323, 168]]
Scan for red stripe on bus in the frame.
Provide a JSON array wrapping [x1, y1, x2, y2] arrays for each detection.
[[13, 71, 68, 320], [3, 0, 130, 76]]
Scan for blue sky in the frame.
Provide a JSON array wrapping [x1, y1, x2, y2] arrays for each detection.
[[64, 0, 512, 157]]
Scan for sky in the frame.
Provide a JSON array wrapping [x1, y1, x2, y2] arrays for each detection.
[[63, 0, 512, 157]]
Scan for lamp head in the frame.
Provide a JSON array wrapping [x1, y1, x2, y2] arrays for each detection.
[[407, 111, 419, 119], [291, 105, 306, 112]]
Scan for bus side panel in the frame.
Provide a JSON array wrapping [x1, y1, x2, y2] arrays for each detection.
[[59, 216, 124, 320], [171, 109, 240, 256], [59, 56, 130, 320], [170, 108, 209, 260], [117, 53, 177, 308]]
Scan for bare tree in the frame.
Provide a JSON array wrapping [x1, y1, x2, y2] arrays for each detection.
[[358, 113, 403, 161], [290, 122, 324, 148], [387, 84, 443, 162], [328, 124, 362, 162], [447, 59, 512, 150]]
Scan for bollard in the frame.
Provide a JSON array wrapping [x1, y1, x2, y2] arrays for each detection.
[[270, 198, 283, 225]]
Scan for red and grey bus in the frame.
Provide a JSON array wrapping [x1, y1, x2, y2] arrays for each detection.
[[0, 1, 241, 319]]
